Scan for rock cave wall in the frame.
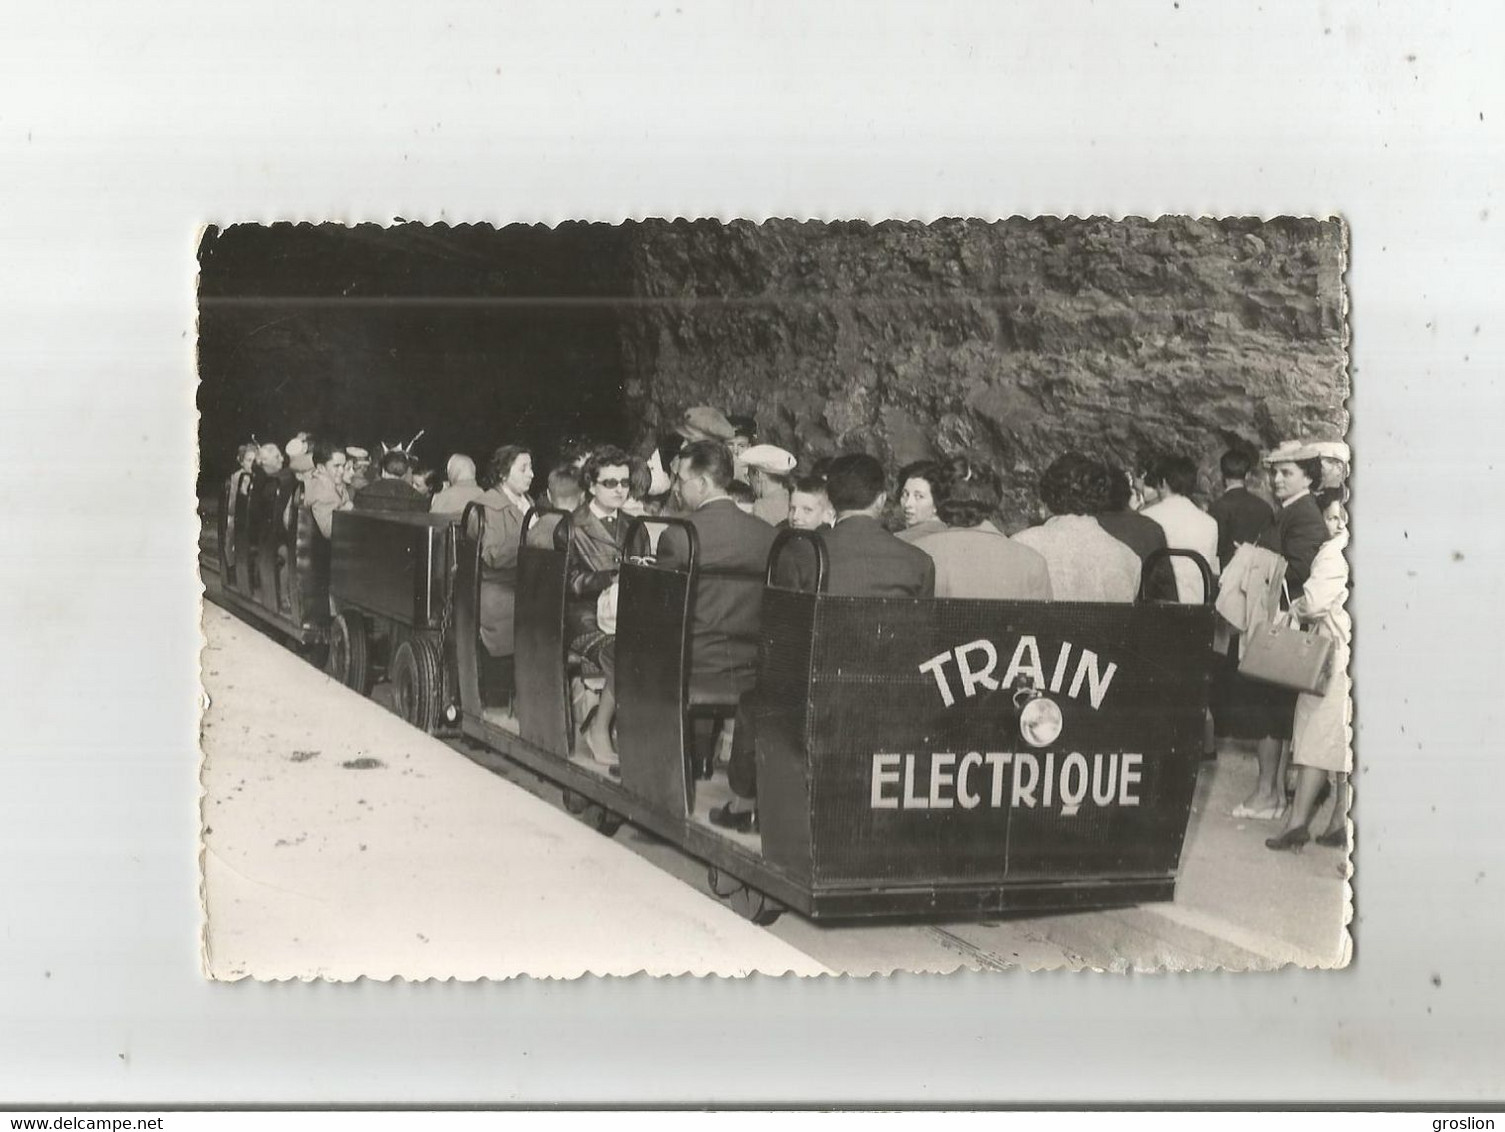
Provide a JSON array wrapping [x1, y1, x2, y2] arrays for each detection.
[[617, 217, 1348, 521]]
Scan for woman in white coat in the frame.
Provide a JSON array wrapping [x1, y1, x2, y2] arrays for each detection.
[[1266, 497, 1352, 850]]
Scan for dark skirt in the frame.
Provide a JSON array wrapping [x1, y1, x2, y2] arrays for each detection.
[[479, 577, 516, 658], [1217, 635, 1296, 741]]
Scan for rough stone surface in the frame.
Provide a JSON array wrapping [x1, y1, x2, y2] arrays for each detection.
[[618, 217, 1348, 523]]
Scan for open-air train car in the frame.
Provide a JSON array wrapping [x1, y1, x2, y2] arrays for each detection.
[[446, 506, 1217, 925], [207, 473, 1216, 925]]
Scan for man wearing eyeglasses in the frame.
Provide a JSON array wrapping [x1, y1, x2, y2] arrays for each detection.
[[305, 438, 354, 539]]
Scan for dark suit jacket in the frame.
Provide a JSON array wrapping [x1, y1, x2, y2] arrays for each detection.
[[657, 498, 779, 698], [774, 513, 935, 598], [1256, 492, 1327, 595], [353, 477, 429, 514], [1096, 509, 1178, 602], [1208, 486, 1275, 569]]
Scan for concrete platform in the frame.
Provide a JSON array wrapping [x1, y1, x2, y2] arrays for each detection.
[[198, 604, 827, 980]]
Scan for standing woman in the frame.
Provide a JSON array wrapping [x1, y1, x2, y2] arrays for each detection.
[[894, 460, 947, 543], [1267, 496, 1352, 850], [474, 444, 535, 707], [1235, 445, 1330, 819]]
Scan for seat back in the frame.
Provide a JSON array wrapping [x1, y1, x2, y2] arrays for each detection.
[[615, 517, 696, 818], [290, 492, 332, 629], [452, 502, 486, 720], [514, 507, 573, 758]]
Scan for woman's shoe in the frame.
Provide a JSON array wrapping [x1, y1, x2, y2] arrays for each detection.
[[709, 802, 757, 834], [1265, 827, 1310, 852], [1315, 827, 1347, 849]]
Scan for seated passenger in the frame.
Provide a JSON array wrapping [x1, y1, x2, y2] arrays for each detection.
[[353, 449, 429, 513], [474, 445, 534, 705], [786, 470, 835, 531], [544, 464, 584, 512], [429, 453, 486, 514], [345, 446, 373, 492], [228, 443, 256, 499], [224, 443, 257, 567], [556, 446, 632, 765], [656, 441, 779, 703], [303, 438, 354, 539], [406, 459, 439, 500], [894, 459, 948, 543], [773, 453, 936, 598], [716, 453, 937, 832], [1095, 463, 1178, 601], [1012, 453, 1142, 602], [740, 444, 796, 526], [912, 456, 1052, 600]]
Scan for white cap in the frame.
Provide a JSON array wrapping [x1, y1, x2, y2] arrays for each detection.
[[346, 446, 369, 460], [741, 444, 797, 475], [1262, 440, 1308, 464], [1308, 440, 1350, 465]]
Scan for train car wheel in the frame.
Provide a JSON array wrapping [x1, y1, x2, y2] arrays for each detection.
[[327, 612, 372, 695], [391, 634, 442, 734], [705, 868, 783, 925], [562, 789, 623, 836]]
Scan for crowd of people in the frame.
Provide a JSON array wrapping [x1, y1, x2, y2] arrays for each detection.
[[222, 406, 1352, 849]]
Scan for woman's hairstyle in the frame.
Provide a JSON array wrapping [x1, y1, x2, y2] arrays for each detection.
[[582, 444, 632, 486], [897, 459, 940, 491], [1273, 456, 1324, 490], [1314, 486, 1347, 512], [1039, 451, 1114, 516], [479, 444, 531, 491], [931, 455, 1001, 528]]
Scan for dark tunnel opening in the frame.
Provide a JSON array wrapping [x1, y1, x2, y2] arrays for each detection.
[[196, 222, 635, 493]]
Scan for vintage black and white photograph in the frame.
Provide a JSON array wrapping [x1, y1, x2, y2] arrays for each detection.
[[196, 216, 1352, 978]]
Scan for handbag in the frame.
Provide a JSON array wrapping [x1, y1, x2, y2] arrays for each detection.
[[1238, 585, 1334, 695]]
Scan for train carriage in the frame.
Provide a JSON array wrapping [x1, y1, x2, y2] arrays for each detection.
[[208, 476, 331, 649], [203, 475, 1217, 926], [446, 506, 1217, 924]]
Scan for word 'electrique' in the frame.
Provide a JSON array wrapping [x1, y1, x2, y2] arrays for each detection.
[[870, 750, 1144, 816], [919, 636, 1119, 710]]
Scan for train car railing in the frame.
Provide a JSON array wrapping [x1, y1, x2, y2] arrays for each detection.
[[513, 506, 575, 758], [615, 516, 698, 818], [213, 474, 331, 643]]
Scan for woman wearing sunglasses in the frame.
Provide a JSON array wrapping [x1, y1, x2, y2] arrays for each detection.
[[555, 445, 634, 765]]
